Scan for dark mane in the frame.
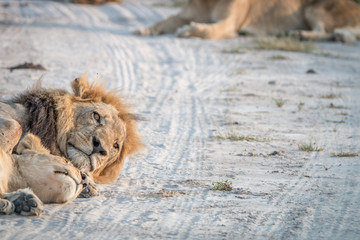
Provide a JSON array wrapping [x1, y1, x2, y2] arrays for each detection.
[[11, 88, 68, 156]]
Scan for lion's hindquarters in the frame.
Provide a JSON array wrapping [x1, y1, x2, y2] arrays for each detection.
[[0, 148, 14, 215], [0, 147, 13, 194], [0, 118, 22, 153], [0, 117, 22, 194]]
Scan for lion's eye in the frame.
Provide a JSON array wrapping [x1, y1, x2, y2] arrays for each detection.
[[113, 142, 119, 150], [93, 112, 101, 123]]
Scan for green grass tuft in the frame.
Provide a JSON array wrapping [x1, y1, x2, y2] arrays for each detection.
[[212, 180, 233, 191], [298, 102, 305, 111], [269, 55, 288, 60], [214, 133, 267, 142], [298, 141, 323, 152], [328, 103, 348, 109], [320, 93, 342, 99], [273, 98, 286, 108]]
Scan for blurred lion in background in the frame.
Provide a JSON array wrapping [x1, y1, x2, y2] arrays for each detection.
[[135, 0, 360, 43]]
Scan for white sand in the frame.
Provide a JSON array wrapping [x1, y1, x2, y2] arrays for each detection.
[[1, 0, 360, 239]]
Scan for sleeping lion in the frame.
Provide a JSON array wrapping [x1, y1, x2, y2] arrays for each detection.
[[135, 0, 360, 43], [0, 128, 87, 216], [0, 73, 142, 198]]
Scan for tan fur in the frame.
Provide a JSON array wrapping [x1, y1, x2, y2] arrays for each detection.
[[0, 118, 22, 194], [135, 0, 360, 43]]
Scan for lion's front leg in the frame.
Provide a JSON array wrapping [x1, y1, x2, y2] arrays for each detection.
[[3, 188, 44, 216], [176, 20, 237, 39]]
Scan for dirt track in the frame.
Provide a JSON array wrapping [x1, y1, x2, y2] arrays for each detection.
[[0, 1, 360, 239]]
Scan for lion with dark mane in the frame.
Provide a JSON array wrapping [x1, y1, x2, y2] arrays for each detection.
[[0, 73, 142, 216]]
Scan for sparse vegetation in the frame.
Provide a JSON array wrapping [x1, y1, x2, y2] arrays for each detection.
[[298, 102, 305, 111], [298, 141, 323, 152], [223, 37, 313, 54], [273, 98, 286, 108], [212, 180, 233, 191], [320, 93, 342, 99], [214, 132, 267, 142], [328, 103, 348, 109], [237, 69, 245, 75], [269, 55, 288, 60], [331, 152, 358, 157], [222, 48, 246, 54], [326, 120, 345, 124], [254, 37, 314, 53]]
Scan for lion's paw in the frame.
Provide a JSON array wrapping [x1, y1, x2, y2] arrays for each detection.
[[332, 31, 356, 44], [4, 188, 44, 216], [0, 199, 14, 215], [176, 22, 209, 39], [134, 28, 149, 36], [134, 27, 159, 36]]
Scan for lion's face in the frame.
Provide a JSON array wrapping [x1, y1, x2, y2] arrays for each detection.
[[66, 102, 126, 173], [14, 133, 87, 204], [54, 73, 142, 184]]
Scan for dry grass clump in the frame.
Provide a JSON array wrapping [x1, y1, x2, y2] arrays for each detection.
[[214, 133, 266, 142], [212, 180, 233, 191], [298, 102, 305, 111], [331, 152, 358, 157], [255, 37, 314, 53], [269, 55, 288, 60], [273, 98, 286, 108], [320, 93, 342, 99], [328, 103, 348, 109]]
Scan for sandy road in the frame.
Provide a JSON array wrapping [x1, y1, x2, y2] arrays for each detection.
[[0, 0, 360, 239]]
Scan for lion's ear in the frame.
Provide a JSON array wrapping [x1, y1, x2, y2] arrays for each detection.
[[16, 133, 50, 155], [71, 72, 90, 98]]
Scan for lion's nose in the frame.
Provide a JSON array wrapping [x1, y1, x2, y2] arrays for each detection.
[[92, 136, 107, 156]]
